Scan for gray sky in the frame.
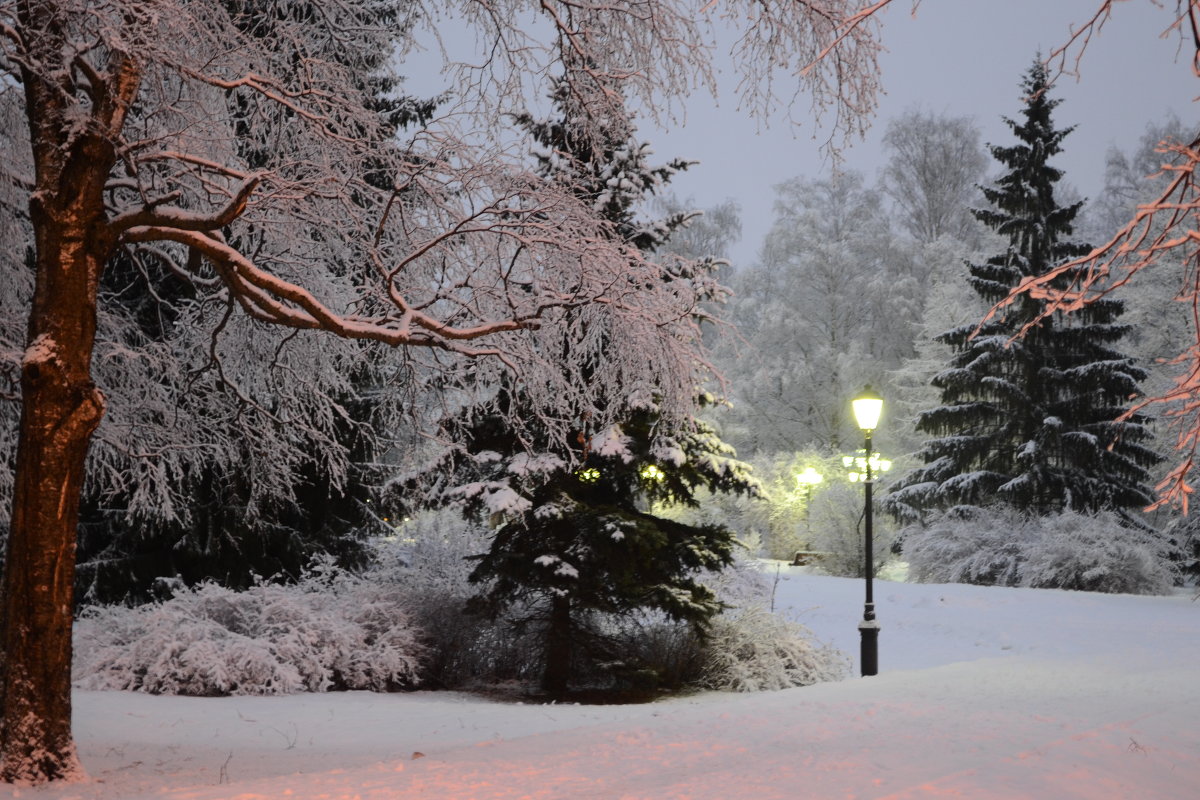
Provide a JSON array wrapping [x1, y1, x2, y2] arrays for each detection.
[[650, 0, 1198, 266], [407, 1, 1198, 266]]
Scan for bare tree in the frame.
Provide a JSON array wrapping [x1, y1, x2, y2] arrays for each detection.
[[880, 107, 989, 246], [0, 0, 889, 784], [722, 171, 916, 453], [1084, 114, 1192, 241]]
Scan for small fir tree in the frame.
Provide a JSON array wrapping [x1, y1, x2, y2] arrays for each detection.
[[392, 76, 757, 695], [886, 60, 1160, 521]]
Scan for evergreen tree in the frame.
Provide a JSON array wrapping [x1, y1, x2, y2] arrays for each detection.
[[72, 0, 439, 604], [886, 61, 1160, 521], [392, 76, 757, 695]]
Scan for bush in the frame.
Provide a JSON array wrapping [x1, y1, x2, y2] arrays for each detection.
[[596, 554, 849, 693], [379, 510, 545, 689], [73, 560, 424, 696], [807, 482, 896, 578], [77, 509, 853, 698], [904, 507, 1177, 595], [387, 515, 850, 695], [903, 508, 1028, 586], [699, 605, 850, 692], [696, 556, 850, 691]]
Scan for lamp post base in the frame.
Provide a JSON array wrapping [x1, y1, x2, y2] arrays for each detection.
[[858, 619, 879, 677]]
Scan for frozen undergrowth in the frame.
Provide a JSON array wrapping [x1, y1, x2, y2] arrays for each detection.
[[72, 521, 849, 697], [73, 562, 424, 696], [903, 507, 1177, 594]]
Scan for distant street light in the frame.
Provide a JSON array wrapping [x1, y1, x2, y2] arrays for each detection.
[[851, 385, 883, 677], [795, 466, 824, 505]]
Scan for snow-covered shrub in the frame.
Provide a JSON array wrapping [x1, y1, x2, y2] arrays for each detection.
[[808, 482, 896, 578], [381, 510, 543, 688], [903, 507, 1029, 586], [591, 558, 850, 694], [687, 550, 849, 691], [370, 511, 850, 695], [904, 507, 1177, 594], [1161, 512, 1200, 581], [699, 605, 850, 692], [1021, 511, 1177, 594], [73, 561, 424, 695], [601, 615, 706, 691]]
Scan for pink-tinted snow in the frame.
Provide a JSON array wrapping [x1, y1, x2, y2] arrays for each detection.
[[10, 569, 1199, 800]]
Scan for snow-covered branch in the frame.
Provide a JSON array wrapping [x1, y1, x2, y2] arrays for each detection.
[[973, 3, 1200, 511]]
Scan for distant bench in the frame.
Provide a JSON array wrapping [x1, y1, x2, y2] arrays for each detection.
[[791, 550, 829, 566]]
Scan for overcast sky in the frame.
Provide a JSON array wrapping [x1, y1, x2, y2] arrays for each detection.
[[650, 0, 1199, 265], [408, 1, 1199, 267]]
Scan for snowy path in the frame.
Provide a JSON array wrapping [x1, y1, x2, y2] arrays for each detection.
[[8, 571, 1200, 800]]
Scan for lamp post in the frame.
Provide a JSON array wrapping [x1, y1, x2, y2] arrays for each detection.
[[795, 467, 823, 509], [851, 385, 883, 677]]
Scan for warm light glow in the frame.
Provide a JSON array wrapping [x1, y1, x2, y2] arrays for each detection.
[[577, 467, 600, 483], [796, 467, 824, 487], [640, 464, 666, 482], [843, 451, 892, 481], [852, 385, 884, 431]]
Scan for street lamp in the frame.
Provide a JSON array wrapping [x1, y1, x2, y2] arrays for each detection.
[[842, 452, 892, 483], [795, 466, 824, 505], [851, 385, 883, 677]]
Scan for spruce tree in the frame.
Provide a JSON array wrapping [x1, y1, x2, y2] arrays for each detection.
[[392, 76, 757, 696], [886, 60, 1160, 521]]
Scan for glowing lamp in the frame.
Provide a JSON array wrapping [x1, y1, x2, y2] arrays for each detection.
[[852, 385, 884, 432], [796, 467, 824, 487]]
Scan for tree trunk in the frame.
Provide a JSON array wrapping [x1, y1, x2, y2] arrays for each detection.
[[1, 6, 122, 780], [0, 196, 109, 784], [542, 594, 572, 696]]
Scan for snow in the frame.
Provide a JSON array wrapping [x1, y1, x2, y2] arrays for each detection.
[[506, 453, 565, 477], [591, 426, 632, 460], [450, 482, 531, 515], [14, 568, 1200, 800], [21, 334, 56, 366], [533, 555, 579, 578]]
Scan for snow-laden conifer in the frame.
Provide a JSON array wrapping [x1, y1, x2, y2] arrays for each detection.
[[390, 75, 758, 696], [886, 61, 1160, 521]]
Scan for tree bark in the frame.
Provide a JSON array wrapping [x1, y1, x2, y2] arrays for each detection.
[[0, 3, 125, 781], [542, 594, 572, 696], [0, 181, 110, 785], [0, 321, 104, 783]]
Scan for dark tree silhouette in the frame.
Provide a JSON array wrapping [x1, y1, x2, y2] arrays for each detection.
[[887, 61, 1160, 521]]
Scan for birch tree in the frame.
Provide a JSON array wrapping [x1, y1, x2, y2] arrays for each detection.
[[0, 0, 888, 784], [722, 171, 917, 453], [879, 107, 988, 246]]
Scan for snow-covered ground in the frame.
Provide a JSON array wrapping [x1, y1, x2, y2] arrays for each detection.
[[10, 566, 1199, 800]]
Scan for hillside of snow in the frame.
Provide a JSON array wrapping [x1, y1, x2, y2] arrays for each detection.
[[11, 566, 1199, 800]]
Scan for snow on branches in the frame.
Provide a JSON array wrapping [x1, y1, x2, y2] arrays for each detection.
[[0, 1, 894, 781], [1005, 134, 1200, 512], [424, 0, 890, 156]]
